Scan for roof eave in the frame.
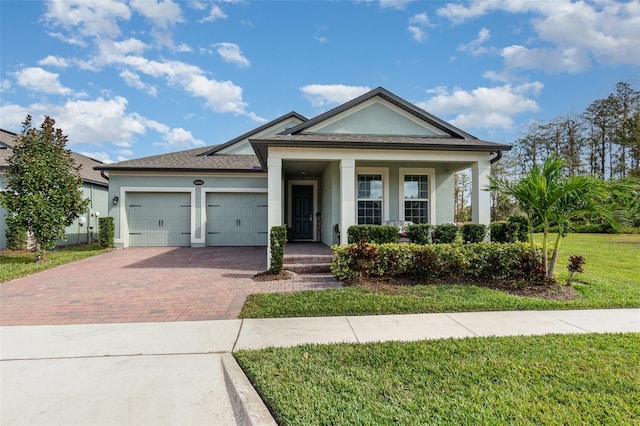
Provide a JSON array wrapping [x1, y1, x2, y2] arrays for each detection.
[[94, 166, 265, 173]]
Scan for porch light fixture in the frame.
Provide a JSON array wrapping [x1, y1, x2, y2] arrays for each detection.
[[193, 179, 204, 186], [112, 195, 119, 205]]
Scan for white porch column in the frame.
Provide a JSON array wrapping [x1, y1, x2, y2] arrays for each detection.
[[267, 156, 282, 267], [471, 159, 491, 226], [340, 158, 356, 245]]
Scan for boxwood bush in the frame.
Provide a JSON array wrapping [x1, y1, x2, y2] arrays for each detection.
[[347, 225, 399, 244], [432, 224, 459, 244], [461, 224, 487, 243], [269, 225, 287, 273], [406, 223, 433, 244], [490, 221, 519, 243], [331, 241, 544, 283], [98, 217, 114, 248]]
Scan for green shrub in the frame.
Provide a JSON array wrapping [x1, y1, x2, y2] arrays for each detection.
[[347, 225, 399, 244], [461, 224, 487, 243], [490, 221, 519, 243], [331, 241, 544, 283], [508, 216, 529, 242], [5, 215, 27, 251], [406, 224, 433, 244], [269, 225, 287, 273], [98, 217, 114, 248], [432, 224, 459, 244]]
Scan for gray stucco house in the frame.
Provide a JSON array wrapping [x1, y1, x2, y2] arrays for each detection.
[[0, 129, 109, 250], [96, 87, 510, 262]]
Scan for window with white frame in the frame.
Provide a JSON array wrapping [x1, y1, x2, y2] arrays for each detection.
[[403, 174, 429, 224], [357, 174, 383, 224]]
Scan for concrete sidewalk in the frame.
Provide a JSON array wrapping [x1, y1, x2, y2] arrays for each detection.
[[2, 309, 639, 425]]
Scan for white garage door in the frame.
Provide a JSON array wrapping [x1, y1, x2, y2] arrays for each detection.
[[128, 193, 191, 246], [206, 193, 268, 246]]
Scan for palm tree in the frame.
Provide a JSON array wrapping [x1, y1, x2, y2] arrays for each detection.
[[489, 156, 631, 280]]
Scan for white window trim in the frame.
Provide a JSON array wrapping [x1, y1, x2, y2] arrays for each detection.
[[355, 167, 389, 224], [399, 168, 436, 224]]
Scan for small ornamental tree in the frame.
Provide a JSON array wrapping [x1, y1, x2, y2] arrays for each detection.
[[0, 115, 89, 262]]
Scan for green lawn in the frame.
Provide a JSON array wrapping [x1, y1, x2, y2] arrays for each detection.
[[240, 233, 640, 318], [235, 333, 640, 425], [0, 243, 110, 283]]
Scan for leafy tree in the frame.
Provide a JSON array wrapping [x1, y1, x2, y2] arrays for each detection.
[[489, 156, 636, 280], [0, 115, 89, 261]]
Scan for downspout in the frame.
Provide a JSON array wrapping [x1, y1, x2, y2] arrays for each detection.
[[489, 150, 503, 164], [100, 170, 109, 181]]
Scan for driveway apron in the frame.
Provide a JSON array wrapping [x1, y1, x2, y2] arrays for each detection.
[[0, 247, 339, 326]]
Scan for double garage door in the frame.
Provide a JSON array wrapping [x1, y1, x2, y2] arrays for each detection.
[[127, 192, 267, 247]]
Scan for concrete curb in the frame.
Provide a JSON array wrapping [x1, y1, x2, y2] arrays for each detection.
[[221, 353, 278, 426]]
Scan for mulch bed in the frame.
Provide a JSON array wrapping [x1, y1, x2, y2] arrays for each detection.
[[352, 276, 577, 301], [253, 270, 294, 281]]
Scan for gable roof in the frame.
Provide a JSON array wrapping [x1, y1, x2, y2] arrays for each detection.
[[249, 87, 511, 168], [0, 128, 108, 187], [97, 111, 306, 172], [281, 87, 477, 139], [199, 111, 307, 156], [94, 145, 262, 172], [98, 86, 511, 173]]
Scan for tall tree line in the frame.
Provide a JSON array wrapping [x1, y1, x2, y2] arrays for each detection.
[[511, 81, 640, 179]]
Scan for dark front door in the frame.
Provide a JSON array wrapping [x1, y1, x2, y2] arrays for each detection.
[[292, 185, 313, 240]]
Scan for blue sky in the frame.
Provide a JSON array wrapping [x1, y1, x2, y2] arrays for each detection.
[[1, 0, 639, 164]]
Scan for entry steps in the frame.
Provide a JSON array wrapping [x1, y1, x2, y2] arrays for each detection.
[[283, 253, 333, 274]]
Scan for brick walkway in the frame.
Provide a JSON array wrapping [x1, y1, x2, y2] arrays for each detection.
[[0, 247, 340, 326]]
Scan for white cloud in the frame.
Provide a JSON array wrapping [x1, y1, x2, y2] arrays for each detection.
[[407, 12, 433, 43], [0, 96, 207, 154], [44, 0, 131, 40], [129, 0, 184, 29], [214, 43, 250, 67], [38, 55, 70, 68], [1, 79, 12, 90], [80, 151, 115, 164], [380, 0, 413, 10], [200, 4, 227, 22], [14, 67, 74, 96], [301, 84, 371, 108], [189, 1, 207, 10], [119, 70, 158, 96], [501, 45, 590, 73], [407, 26, 426, 43], [417, 82, 543, 129], [457, 27, 491, 56], [437, 0, 640, 70]]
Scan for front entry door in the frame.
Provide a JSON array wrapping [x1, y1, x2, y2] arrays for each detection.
[[292, 185, 313, 240]]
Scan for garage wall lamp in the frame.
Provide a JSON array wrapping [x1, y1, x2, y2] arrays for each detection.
[[112, 195, 119, 205]]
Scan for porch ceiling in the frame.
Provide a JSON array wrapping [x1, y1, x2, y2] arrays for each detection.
[[283, 160, 330, 178]]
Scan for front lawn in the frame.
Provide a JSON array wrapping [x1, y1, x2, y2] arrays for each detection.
[[235, 333, 640, 425], [0, 243, 110, 283], [240, 233, 640, 318]]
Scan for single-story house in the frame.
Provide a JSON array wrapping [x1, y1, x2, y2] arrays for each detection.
[[96, 87, 510, 264], [0, 128, 109, 250]]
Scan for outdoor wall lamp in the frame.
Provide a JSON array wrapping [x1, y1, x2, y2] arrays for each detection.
[[112, 195, 119, 205]]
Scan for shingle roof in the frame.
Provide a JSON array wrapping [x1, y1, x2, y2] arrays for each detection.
[[95, 145, 262, 172], [0, 129, 108, 186]]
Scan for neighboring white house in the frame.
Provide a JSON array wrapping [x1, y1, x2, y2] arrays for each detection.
[[0, 129, 109, 250], [96, 87, 511, 262]]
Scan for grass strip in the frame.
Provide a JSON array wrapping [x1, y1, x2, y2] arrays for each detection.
[[0, 243, 110, 283], [235, 333, 640, 425]]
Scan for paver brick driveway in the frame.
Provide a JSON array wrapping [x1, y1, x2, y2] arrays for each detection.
[[0, 247, 339, 326]]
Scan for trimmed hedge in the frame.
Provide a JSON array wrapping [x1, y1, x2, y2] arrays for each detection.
[[269, 225, 287, 273], [331, 241, 544, 283], [432, 224, 459, 244], [347, 225, 399, 244], [490, 222, 519, 243], [406, 224, 432, 244], [98, 217, 115, 248], [508, 216, 529, 242], [461, 224, 487, 243]]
